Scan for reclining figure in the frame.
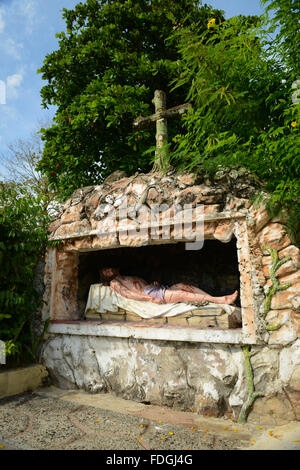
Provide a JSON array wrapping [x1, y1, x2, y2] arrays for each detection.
[[100, 267, 238, 306]]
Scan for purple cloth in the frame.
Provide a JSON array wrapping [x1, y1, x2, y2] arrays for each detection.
[[143, 285, 169, 303]]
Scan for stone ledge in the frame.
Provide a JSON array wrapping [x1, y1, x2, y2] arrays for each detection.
[[48, 320, 249, 344], [49, 212, 247, 241], [0, 364, 48, 399]]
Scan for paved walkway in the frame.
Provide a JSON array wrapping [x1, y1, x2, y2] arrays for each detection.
[[0, 387, 300, 450]]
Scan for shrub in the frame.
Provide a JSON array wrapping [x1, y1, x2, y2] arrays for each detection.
[[0, 182, 50, 365]]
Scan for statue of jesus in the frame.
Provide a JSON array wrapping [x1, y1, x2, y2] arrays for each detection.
[[100, 267, 238, 306]]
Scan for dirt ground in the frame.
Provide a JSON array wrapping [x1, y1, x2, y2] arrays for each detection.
[[0, 387, 299, 451]]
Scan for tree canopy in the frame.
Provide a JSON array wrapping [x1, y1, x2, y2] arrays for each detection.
[[37, 0, 223, 199], [169, 0, 300, 234], [37, 0, 299, 234]]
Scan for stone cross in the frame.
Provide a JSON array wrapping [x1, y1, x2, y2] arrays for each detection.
[[133, 90, 191, 170]]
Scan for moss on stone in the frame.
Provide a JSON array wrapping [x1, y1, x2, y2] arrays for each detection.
[[238, 346, 264, 424], [263, 245, 291, 330]]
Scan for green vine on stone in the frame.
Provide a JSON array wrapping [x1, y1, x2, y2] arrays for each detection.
[[238, 346, 264, 424], [263, 245, 291, 331], [238, 246, 292, 423]]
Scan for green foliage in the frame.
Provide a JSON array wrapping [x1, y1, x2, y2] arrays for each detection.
[[0, 182, 50, 365], [26, 318, 50, 362], [37, 0, 299, 233], [37, 0, 224, 199], [263, 245, 291, 330], [169, 0, 300, 235], [238, 346, 264, 423], [261, 0, 300, 73]]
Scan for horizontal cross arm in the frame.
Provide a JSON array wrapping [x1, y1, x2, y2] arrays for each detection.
[[133, 102, 192, 130]]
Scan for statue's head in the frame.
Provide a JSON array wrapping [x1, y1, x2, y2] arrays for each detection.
[[99, 267, 119, 281]]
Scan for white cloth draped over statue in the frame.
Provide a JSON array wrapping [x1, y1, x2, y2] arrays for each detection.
[[85, 284, 241, 320]]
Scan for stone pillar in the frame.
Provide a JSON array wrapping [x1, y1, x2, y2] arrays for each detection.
[[43, 247, 79, 321], [234, 218, 257, 342]]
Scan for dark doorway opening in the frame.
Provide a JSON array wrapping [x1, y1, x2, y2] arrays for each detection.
[[76, 237, 240, 318]]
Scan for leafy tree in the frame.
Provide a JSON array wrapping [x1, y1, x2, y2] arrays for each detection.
[[169, 0, 300, 236], [0, 183, 50, 364], [263, 0, 300, 73], [37, 0, 223, 199], [0, 132, 60, 366]]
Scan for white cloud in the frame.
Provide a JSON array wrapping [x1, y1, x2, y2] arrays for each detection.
[[1, 37, 24, 59], [6, 73, 23, 99], [0, 104, 19, 131], [19, 0, 39, 34], [7, 73, 23, 89], [0, 10, 5, 34], [0, 79, 5, 105]]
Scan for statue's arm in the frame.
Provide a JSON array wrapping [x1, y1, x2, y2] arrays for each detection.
[[110, 279, 161, 303]]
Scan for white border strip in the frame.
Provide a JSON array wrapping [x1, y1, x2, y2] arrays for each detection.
[[48, 321, 246, 344]]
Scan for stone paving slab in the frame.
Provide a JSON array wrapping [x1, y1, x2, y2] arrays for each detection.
[[248, 422, 300, 451], [0, 387, 299, 451]]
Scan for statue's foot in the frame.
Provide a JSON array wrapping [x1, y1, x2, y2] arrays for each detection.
[[224, 290, 238, 305]]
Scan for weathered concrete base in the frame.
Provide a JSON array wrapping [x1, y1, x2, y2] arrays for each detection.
[[40, 330, 300, 424], [0, 364, 48, 399]]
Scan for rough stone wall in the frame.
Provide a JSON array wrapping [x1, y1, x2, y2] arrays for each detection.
[[248, 204, 300, 346], [47, 170, 258, 249], [40, 335, 300, 425], [42, 249, 79, 321]]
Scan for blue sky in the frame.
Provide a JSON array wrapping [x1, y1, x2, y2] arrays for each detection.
[[0, 0, 265, 176]]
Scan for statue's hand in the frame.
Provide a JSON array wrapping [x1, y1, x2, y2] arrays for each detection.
[[151, 281, 160, 286]]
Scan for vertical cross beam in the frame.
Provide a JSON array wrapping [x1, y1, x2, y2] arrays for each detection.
[[133, 90, 191, 171], [152, 90, 168, 167]]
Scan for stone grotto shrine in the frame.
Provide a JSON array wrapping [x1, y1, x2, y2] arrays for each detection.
[[40, 169, 300, 425]]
